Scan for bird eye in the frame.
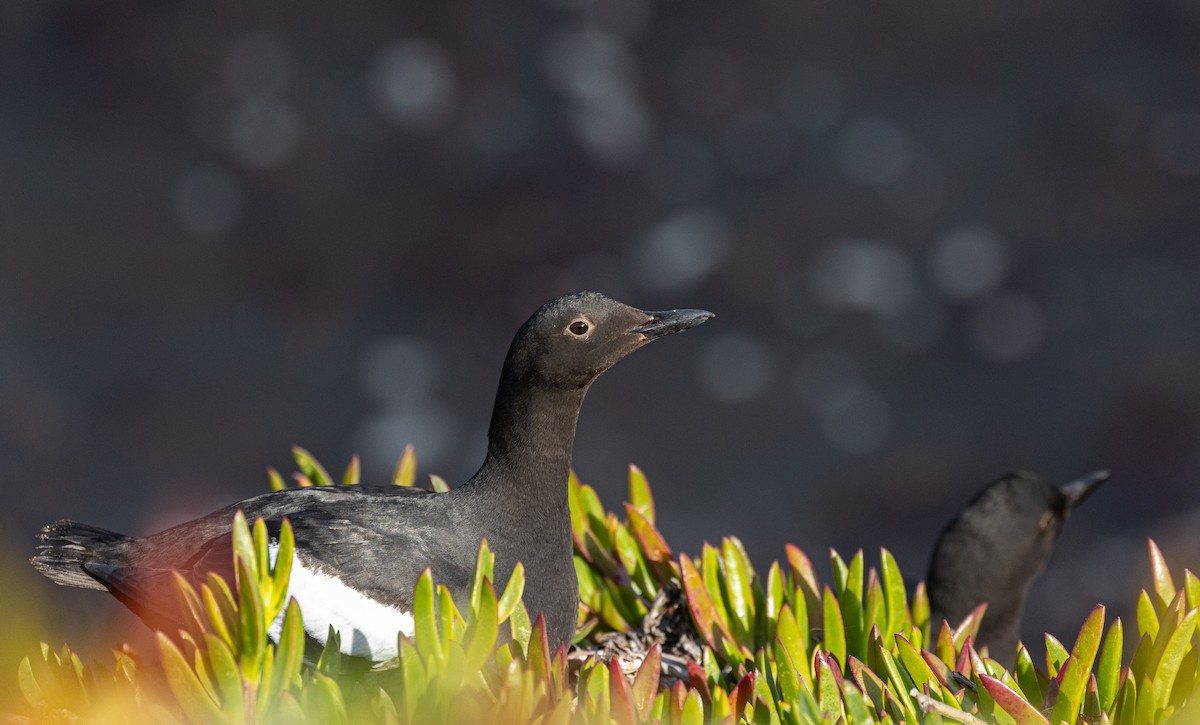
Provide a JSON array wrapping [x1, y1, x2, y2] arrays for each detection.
[[568, 320, 590, 336]]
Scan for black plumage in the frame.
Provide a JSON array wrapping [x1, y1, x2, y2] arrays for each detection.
[[32, 291, 713, 657], [926, 469, 1109, 661]]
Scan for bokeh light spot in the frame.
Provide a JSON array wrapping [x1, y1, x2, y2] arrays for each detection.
[[633, 207, 731, 292], [929, 225, 1010, 301], [369, 39, 458, 131], [810, 239, 918, 315]]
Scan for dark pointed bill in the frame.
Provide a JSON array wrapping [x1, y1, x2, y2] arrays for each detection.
[[632, 308, 714, 339], [1060, 469, 1110, 507]]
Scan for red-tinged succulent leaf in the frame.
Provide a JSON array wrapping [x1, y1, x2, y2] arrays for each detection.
[[920, 648, 952, 689], [630, 643, 661, 717], [266, 467, 286, 492], [551, 643, 569, 695], [341, 454, 360, 485], [955, 636, 973, 677], [1041, 673, 1061, 712], [1148, 538, 1177, 608], [624, 504, 672, 563], [686, 659, 712, 705], [731, 672, 755, 721], [966, 641, 989, 682], [1083, 672, 1103, 720], [680, 554, 734, 653], [293, 473, 314, 488], [609, 658, 636, 725], [814, 652, 842, 721], [670, 679, 687, 718], [786, 544, 820, 595], [979, 674, 1050, 725], [952, 603, 987, 650], [527, 614, 551, 693], [627, 464, 655, 523]]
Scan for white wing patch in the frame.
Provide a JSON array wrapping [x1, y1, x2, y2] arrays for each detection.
[[267, 543, 414, 661]]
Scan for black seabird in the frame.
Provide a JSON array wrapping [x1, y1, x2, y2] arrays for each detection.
[[32, 291, 713, 659], [925, 469, 1109, 661]]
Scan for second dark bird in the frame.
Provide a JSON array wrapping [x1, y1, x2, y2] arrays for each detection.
[[926, 469, 1109, 662]]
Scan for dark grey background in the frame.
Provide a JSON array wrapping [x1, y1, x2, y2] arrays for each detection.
[[3, 1, 1199, 664]]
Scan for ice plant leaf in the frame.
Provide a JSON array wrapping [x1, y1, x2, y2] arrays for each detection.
[[881, 548, 908, 637], [630, 643, 661, 717], [1148, 539, 1176, 609], [266, 467, 286, 492], [627, 463, 655, 523], [1152, 605, 1199, 710], [1097, 617, 1123, 711], [1044, 633, 1068, 677], [953, 603, 987, 651], [722, 537, 754, 636], [822, 585, 846, 667], [291, 446, 333, 487], [412, 568, 442, 664], [428, 474, 450, 493], [980, 674, 1050, 725], [157, 633, 229, 725], [463, 578, 498, 674], [895, 634, 938, 691], [497, 561, 525, 622], [341, 454, 360, 485], [1051, 604, 1104, 723], [680, 553, 733, 653], [608, 657, 636, 725], [624, 504, 672, 564], [392, 444, 416, 487]]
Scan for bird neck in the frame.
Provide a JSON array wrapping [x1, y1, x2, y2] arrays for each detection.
[[475, 378, 587, 507]]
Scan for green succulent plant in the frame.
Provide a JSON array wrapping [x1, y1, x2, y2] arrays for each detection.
[[7, 446, 1200, 724]]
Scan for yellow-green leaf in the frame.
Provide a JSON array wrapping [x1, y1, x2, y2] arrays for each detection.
[[393, 444, 416, 486]]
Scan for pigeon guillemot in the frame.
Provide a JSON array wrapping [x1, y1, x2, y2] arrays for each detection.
[[925, 469, 1109, 661], [32, 291, 713, 659]]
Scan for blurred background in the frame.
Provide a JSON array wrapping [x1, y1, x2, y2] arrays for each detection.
[[2, 0, 1199, 668]]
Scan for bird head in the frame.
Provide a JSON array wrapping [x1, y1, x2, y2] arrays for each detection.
[[505, 291, 714, 390]]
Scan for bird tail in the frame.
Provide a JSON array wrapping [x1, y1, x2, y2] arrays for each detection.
[[31, 520, 132, 591]]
